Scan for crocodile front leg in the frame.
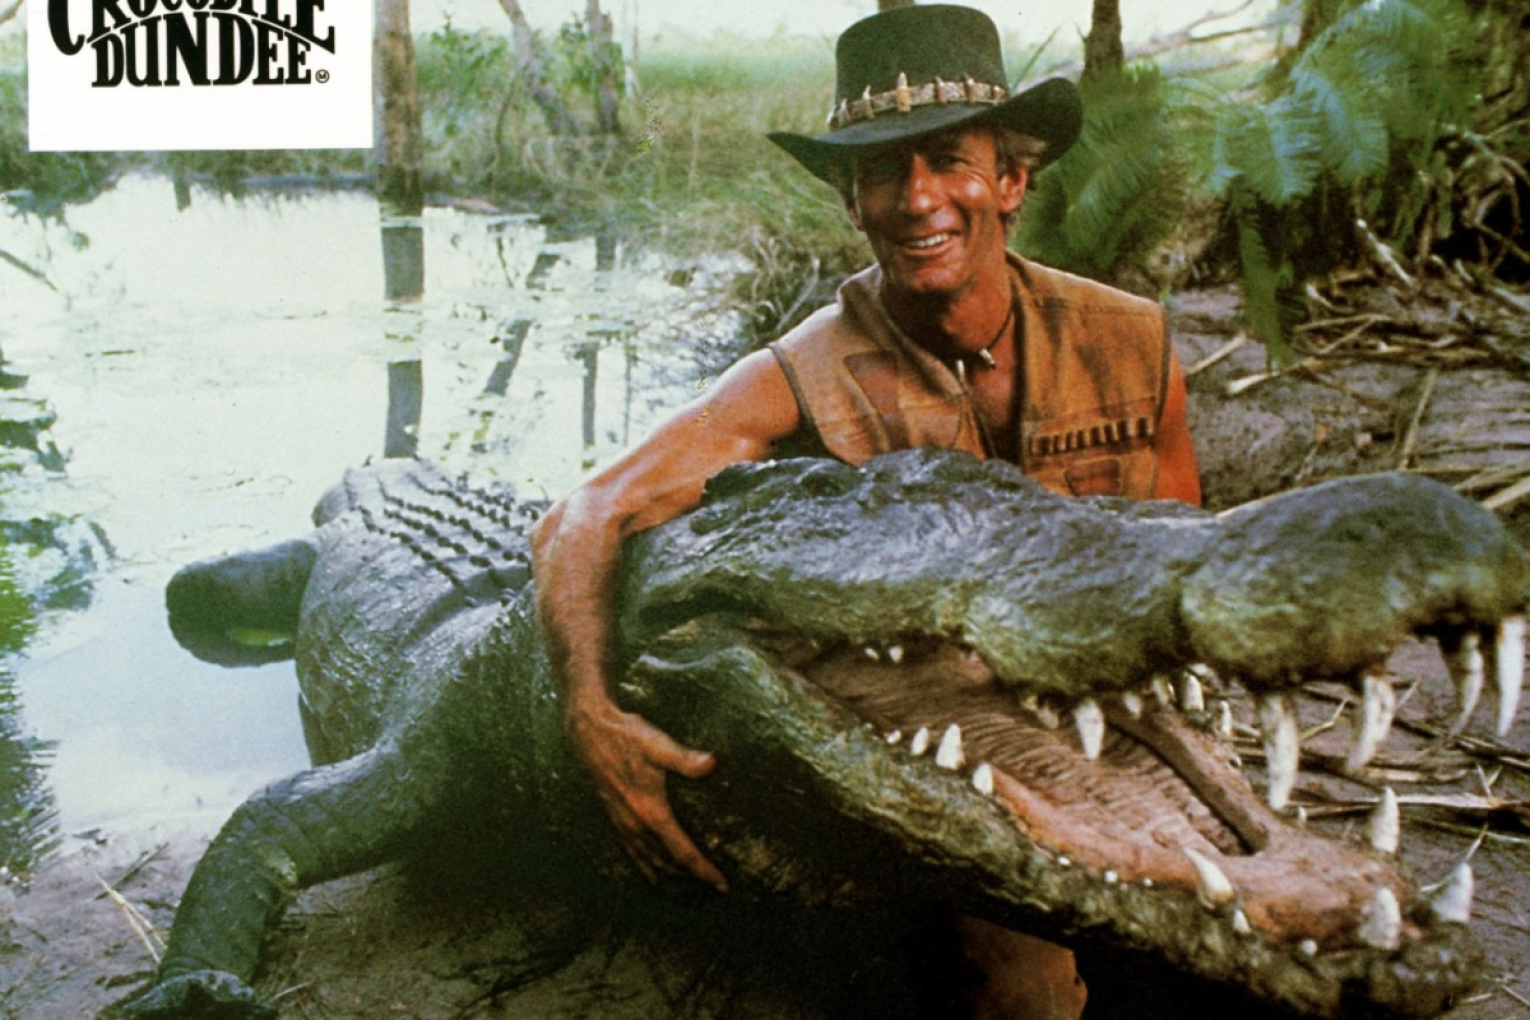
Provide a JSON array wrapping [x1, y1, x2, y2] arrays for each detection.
[[116, 739, 437, 1018]]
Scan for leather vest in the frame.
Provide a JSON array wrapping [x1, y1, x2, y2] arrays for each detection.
[[769, 253, 1170, 500]]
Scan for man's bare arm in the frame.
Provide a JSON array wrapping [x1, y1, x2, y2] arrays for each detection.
[[529, 349, 802, 890], [1154, 348, 1202, 507]]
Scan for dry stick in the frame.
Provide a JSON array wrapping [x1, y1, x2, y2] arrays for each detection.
[[1302, 685, 1530, 775], [1484, 470, 1530, 512], [1397, 366, 1439, 470], [1356, 218, 1418, 290], [91, 843, 169, 900], [95, 876, 164, 965], [1184, 332, 1248, 377], [1498, 983, 1530, 1011], [1295, 366, 1394, 411], [1456, 462, 1530, 493], [1224, 355, 1343, 396], [1477, 333, 1530, 375], [1027, 1, 1277, 84]]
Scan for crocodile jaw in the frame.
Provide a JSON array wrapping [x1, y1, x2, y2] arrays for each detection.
[[625, 620, 1483, 1020]]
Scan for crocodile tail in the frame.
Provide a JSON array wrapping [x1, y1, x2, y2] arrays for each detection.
[[165, 538, 319, 666]]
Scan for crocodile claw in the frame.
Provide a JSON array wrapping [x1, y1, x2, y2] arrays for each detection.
[[111, 970, 276, 1020]]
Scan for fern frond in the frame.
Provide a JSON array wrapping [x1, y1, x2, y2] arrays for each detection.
[[1212, 97, 1323, 207], [1016, 65, 1193, 283]]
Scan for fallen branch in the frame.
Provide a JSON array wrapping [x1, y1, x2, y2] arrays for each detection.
[[1185, 331, 1248, 377], [1225, 355, 1354, 396], [1483, 470, 1530, 513], [1396, 366, 1439, 470], [1355, 218, 1417, 290], [0, 248, 57, 292], [1455, 461, 1530, 494], [95, 876, 164, 965], [1026, 1, 1285, 84], [1301, 791, 1530, 820], [1476, 333, 1530, 376]]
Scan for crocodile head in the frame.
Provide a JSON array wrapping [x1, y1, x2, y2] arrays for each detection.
[[616, 448, 1530, 1019]]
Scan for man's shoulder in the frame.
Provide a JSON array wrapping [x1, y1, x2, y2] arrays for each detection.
[[1009, 253, 1161, 319], [773, 263, 884, 353]]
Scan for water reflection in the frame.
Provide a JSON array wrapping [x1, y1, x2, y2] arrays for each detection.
[[0, 356, 108, 880], [0, 555, 59, 882], [0, 173, 749, 870]]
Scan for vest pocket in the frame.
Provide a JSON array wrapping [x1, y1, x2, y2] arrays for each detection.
[[1063, 458, 1123, 497]]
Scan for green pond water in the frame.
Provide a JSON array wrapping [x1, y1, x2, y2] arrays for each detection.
[[0, 173, 745, 878]]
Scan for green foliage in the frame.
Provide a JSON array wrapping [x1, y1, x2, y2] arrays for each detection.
[[556, 17, 625, 107], [1016, 65, 1201, 285], [1212, 0, 1481, 363], [0, 67, 118, 203], [3, 1, 1515, 361], [0, 548, 56, 882]]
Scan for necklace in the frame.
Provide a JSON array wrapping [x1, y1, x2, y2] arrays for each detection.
[[953, 296, 1015, 386]]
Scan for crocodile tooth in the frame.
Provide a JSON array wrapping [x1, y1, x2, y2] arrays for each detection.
[[935, 724, 965, 770], [885, 730, 902, 745], [1441, 631, 1485, 732], [1180, 671, 1205, 713], [1120, 692, 1144, 718], [1299, 939, 1318, 957], [971, 762, 994, 795], [1346, 674, 1396, 773], [1074, 699, 1105, 760], [1231, 909, 1252, 936], [1152, 674, 1175, 706], [1367, 787, 1400, 855], [1357, 888, 1402, 950], [909, 726, 931, 756], [1295, 805, 1307, 827], [887, 644, 905, 664], [1103, 869, 1118, 884], [1215, 700, 1234, 740], [1430, 862, 1474, 923], [1493, 615, 1525, 737], [863, 646, 882, 662], [1183, 847, 1235, 909], [1033, 701, 1061, 730], [1258, 692, 1300, 811]]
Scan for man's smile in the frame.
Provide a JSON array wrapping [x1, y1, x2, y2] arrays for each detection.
[[902, 232, 956, 251]]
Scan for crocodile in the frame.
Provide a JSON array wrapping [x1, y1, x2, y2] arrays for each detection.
[[119, 447, 1529, 1019]]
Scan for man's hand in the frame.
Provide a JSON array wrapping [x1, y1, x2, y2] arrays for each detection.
[[568, 697, 729, 892]]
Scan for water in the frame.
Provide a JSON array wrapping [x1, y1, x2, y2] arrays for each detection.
[[0, 174, 746, 873]]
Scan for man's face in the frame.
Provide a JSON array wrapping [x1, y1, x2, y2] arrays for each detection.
[[844, 126, 1028, 304]]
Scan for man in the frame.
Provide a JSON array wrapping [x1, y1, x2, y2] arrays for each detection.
[[530, 5, 1199, 1017]]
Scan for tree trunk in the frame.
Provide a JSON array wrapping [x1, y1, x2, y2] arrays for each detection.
[[586, 0, 622, 135], [1083, 0, 1124, 81], [498, 0, 586, 135], [374, 0, 423, 217]]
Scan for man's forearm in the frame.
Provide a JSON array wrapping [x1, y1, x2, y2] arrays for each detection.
[[530, 498, 625, 718]]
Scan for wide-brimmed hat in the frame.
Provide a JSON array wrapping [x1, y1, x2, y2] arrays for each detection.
[[767, 5, 1082, 186]]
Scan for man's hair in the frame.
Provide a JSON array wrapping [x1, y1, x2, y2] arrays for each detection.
[[828, 124, 1048, 227]]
